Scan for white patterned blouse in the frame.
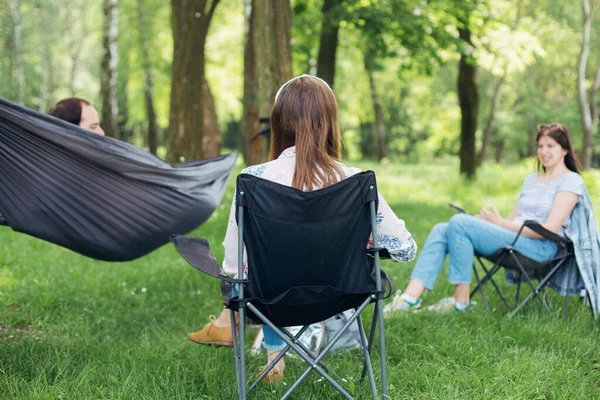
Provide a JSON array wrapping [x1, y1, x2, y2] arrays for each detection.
[[221, 146, 417, 275]]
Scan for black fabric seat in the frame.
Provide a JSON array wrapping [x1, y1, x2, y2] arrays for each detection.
[[173, 171, 391, 400]]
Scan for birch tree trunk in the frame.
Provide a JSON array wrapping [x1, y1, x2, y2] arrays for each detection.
[[241, 0, 260, 165], [9, 0, 24, 105], [137, 0, 158, 155], [100, 0, 119, 139], [577, 0, 599, 170], [253, 0, 293, 162], [167, 0, 220, 163]]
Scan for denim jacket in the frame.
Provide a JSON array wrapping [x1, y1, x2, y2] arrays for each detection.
[[558, 187, 600, 316]]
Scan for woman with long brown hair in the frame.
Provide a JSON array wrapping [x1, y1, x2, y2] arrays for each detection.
[[385, 123, 585, 314], [189, 75, 417, 383]]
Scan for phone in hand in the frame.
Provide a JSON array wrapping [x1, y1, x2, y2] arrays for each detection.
[[449, 203, 468, 214]]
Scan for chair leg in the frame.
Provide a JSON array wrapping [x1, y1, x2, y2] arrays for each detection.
[[564, 258, 576, 320], [356, 313, 378, 399], [238, 307, 246, 400], [230, 309, 242, 397], [361, 311, 378, 381], [509, 256, 568, 317], [248, 302, 365, 400], [472, 262, 490, 312], [376, 296, 388, 398]]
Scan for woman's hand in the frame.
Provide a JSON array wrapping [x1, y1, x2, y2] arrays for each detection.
[[476, 206, 503, 225]]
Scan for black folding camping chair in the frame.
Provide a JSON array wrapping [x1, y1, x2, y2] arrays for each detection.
[[174, 171, 392, 399], [450, 204, 577, 318]]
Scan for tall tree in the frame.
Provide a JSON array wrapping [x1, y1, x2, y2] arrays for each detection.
[[316, 0, 342, 88], [100, 0, 119, 139], [38, 1, 52, 112], [364, 51, 387, 162], [137, 0, 158, 155], [457, 17, 479, 179], [577, 0, 599, 170], [9, 0, 24, 105], [167, 0, 220, 163], [241, 0, 260, 165], [253, 0, 293, 162]]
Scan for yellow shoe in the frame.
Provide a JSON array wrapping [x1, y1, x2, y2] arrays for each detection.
[[188, 316, 233, 347]]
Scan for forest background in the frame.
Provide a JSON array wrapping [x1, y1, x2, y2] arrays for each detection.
[[1, 0, 599, 176]]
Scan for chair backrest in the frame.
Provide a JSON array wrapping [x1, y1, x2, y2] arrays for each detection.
[[235, 171, 380, 326]]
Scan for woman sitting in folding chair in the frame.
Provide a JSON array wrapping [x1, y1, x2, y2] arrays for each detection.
[[385, 123, 585, 314], [188, 75, 417, 383]]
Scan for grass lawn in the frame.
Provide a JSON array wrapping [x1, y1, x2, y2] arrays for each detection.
[[1, 159, 600, 399]]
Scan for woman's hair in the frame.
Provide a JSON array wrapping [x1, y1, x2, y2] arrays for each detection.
[[269, 75, 343, 191], [536, 123, 581, 173], [48, 98, 90, 125]]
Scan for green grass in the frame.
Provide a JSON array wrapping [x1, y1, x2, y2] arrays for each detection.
[[2, 159, 600, 399]]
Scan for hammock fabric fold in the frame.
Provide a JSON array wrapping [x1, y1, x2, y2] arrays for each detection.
[[0, 98, 237, 262]]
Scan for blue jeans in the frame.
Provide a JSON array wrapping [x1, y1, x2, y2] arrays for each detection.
[[411, 214, 559, 290], [232, 286, 284, 351]]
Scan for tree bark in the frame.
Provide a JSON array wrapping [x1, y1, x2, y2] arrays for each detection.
[[9, 0, 24, 105], [477, 74, 505, 165], [167, 0, 220, 163], [202, 78, 221, 157], [577, 0, 598, 170], [457, 23, 479, 179], [242, 0, 260, 165], [100, 0, 119, 139], [137, 0, 158, 155], [316, 0, 341, 88], [253, 0, 293, 162], [365, 57, 387, 162]]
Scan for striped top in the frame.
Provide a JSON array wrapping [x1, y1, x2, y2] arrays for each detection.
[[515, 171, 584, 237]]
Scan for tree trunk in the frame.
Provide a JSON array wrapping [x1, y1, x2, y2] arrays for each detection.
[[494, 140, 504, 163], [316, 0, 341, 88], [365, 58, 387, 162], [9, 0, 24, 105], [242, 0, 261, 165], [39, 3, 51, 112], [477, 75, 505, 165], [167, 0, 220, 163], [457, 23, 479, 179], [253, 0, 293, 162], [202, 78, 221, 157], [100, 0, 119, 139], [577, 0, 598, 170], [137, 0, 158, 155]]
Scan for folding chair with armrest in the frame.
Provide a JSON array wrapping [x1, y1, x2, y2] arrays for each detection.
[[449, 204, 577, 318], [174, 171, 393, 400]]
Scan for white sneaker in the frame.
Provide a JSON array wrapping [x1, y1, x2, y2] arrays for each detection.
[[383, 290, 422, 317], [426, 297, 476, 313]]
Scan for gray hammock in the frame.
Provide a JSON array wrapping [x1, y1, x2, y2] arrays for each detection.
[[0, 97, 237, 262]]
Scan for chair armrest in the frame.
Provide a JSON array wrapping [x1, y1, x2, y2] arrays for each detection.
[[521, 220, 572, 246], [171, 235, 246, 283], [449, 203, 469, 215]]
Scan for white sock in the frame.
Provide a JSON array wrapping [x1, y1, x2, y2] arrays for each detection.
[[400, 293, 418, 304], [454, 300, 469, 310]]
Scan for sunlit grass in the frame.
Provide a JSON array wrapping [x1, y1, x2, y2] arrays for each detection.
[[1, 160, 599, 399]]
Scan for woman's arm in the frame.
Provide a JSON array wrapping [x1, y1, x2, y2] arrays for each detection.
[[373, 193, 418, 262], [478, 192, 579, 239]]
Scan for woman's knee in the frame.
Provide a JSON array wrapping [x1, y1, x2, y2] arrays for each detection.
[[447, 213, 473, 234]]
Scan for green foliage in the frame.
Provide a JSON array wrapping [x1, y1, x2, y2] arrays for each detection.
[[1, 162, 600, 399]]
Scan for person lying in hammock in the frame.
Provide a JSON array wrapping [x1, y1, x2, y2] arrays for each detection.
[[0, 97, 104, 226], [48, 97, 105, 136]]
